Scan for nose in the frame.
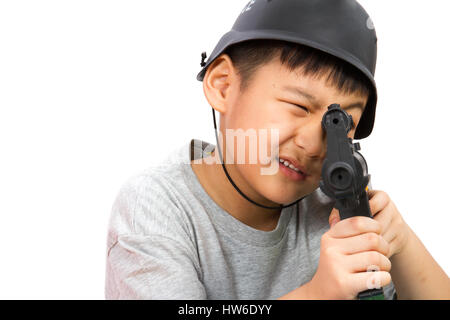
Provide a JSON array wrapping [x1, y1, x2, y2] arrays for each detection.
[[294, 114, 327, 160]]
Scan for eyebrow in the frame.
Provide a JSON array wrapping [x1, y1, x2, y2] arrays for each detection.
[[281, 85, 365, 110]]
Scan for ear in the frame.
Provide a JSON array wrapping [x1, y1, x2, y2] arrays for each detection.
[[202, 54, 237, 114]]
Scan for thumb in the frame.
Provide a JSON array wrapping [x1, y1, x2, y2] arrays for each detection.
[[329, 208, 341, 228]]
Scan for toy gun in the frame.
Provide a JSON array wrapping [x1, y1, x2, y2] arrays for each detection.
[[319, 104, 385, 300]]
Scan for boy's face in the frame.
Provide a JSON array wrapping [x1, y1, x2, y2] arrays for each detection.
[[203, 53, 368, 206]]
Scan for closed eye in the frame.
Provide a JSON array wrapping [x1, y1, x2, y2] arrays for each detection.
[[290, 103, 309, 113]]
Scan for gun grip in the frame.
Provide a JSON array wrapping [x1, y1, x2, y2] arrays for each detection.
[[336, 190, 372, 220]]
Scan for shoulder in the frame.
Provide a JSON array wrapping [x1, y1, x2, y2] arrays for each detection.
[[107, 139, 215, 251], [107, 160, 196, 249]]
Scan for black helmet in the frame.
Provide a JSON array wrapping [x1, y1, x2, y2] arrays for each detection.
[[196, 0, 378, 139]]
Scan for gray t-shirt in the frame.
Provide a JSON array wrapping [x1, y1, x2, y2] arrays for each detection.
[[105, 138, 396, 299]]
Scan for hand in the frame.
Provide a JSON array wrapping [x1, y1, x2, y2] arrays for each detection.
[[328, 190, 411, 259], [307, 213, 392, 299]]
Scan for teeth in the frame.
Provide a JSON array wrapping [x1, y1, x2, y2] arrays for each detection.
[[278, 158, 301, 173]]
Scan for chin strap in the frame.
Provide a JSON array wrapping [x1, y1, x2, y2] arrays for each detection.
[[211, 107, 304, 210]]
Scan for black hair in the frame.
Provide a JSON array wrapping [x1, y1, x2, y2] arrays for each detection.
[[224, 39, 371, 99]]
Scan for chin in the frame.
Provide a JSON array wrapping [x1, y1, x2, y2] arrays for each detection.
[[257, 187, 307, 207], [250, 173, 309, 203]]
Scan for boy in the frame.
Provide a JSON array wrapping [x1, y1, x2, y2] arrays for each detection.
[[105, 0, 449, 299]]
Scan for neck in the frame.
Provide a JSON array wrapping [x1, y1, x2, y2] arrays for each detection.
[[191, 149, 282, 231]]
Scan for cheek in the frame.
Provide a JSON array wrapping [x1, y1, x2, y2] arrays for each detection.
[[227, 101, 265, 131], [265, 105, 302, 134]]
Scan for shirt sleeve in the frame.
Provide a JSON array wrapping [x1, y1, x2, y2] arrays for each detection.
[[105, 173, 207, 299]]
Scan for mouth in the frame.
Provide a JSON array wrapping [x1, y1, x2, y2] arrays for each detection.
[[275, 156, 308, 181]]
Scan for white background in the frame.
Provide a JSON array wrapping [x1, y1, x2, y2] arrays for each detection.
[[0, 0, 448, 299]]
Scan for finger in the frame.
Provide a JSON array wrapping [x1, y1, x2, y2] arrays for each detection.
[[350, 271, 392, 297], [335, 232, 390, 256], [329, 207, 341, 228], [346, 251, 392, 273], [381, 228, 397, 244], [372, 205, 393, 236], [367, 189, 378, 199], [329, 216, 382, 239], [367, 190, 390, 217]]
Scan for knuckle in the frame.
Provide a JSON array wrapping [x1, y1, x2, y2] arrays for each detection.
[[373, 217, 381, 227], [369, 251, 382, 265], [392, 218, 401, 230], [335, 275, 347, 292], [321, 233, 331, 246], [385, 272, 392, 284], [381, 191, 391, 202], [393, 215, 403, 229], [376, 190, 387, 201], [372, 220, 382, 234], [350, 217, 364, 231], [385, 257, 392, 272], [367, 232, 380, 248], [352, 217, 379, 233], [380, 272, 392, 287], [378, 255, 390, 272], [323, 246, 336, 258], [380, 235, 389, 247]]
